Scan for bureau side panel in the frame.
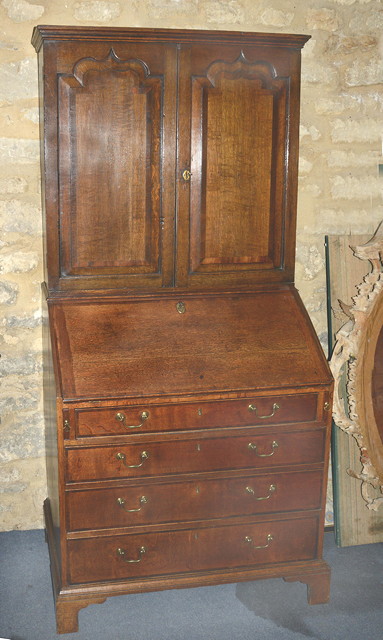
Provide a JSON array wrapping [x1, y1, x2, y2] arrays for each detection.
[[43, 294, 59, 531]]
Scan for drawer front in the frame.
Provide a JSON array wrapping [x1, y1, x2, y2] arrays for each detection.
[[66, 429, 325, 482], [74, 393, 319, 437], [67, 515, 319, 584], [66, 469, 323, 531]]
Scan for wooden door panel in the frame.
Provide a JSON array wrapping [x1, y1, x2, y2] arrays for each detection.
[[177, 45, 296, 288], [57, 46, 176, 290], [190, 61, 284, 272]]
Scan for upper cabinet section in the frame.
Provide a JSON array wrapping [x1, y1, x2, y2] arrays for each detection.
[[32, 27, 309, 294]]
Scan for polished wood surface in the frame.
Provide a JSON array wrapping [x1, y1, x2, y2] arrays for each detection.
[[45, 496, 331, 634], [33, 26, 332, 634], [49, 290, 331, 400], [182, 48, 290, 285], [66, 469, 323, 531], [74, 392, 319, 436], [65, 429, 326, 482], [176, 39, 302, 289], [39, 38, 177, 291], [35, 27, 307, 292], [67, 515, 319, 584], [58, 51, 164, 278]]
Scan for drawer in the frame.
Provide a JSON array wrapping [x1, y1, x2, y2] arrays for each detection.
[[74, 393, 319, 437], [66, 469, 323, 531], [67, 515, 319, 584], [66, 429, 325, 482]]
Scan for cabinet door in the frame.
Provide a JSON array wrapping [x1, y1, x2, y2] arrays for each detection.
[[48, 42, 177, 291], [176, 43, 301, 288]]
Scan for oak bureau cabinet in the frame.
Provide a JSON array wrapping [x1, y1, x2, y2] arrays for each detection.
[[32, 26, 333, 634]]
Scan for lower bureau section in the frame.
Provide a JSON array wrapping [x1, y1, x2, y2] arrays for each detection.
[[67, 514, 319, 584]]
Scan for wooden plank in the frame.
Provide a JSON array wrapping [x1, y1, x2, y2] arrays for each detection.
[[327, 235, 383, 546]]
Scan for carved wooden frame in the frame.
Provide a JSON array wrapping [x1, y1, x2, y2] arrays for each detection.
[[330, 226, 383, 511]]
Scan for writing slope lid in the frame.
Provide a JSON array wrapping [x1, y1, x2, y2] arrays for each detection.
[[49, 290, 331, 401]]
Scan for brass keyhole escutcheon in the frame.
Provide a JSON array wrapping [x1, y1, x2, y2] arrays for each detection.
[[182, 169, 192, 181], [176, 301, 186, 314]]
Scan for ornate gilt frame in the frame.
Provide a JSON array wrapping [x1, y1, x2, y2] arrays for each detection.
[[330, 226, 383, 511]]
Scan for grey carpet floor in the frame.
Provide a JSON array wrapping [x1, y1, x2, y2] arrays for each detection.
[[0, 529, 382, 640]]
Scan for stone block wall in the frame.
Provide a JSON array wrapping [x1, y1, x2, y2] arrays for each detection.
[[0, 0, 382, 531]]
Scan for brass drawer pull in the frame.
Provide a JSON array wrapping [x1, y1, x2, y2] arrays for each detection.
[[244, 534, 273, 549], [117, 496, 148, 512], [247, 440, 278, 457], [116, 451, 149, 468], [245, 484, 276, 500], [248, 402, 280, 418], [115, 411, 149, 429], [116, 546, 146, 563]]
